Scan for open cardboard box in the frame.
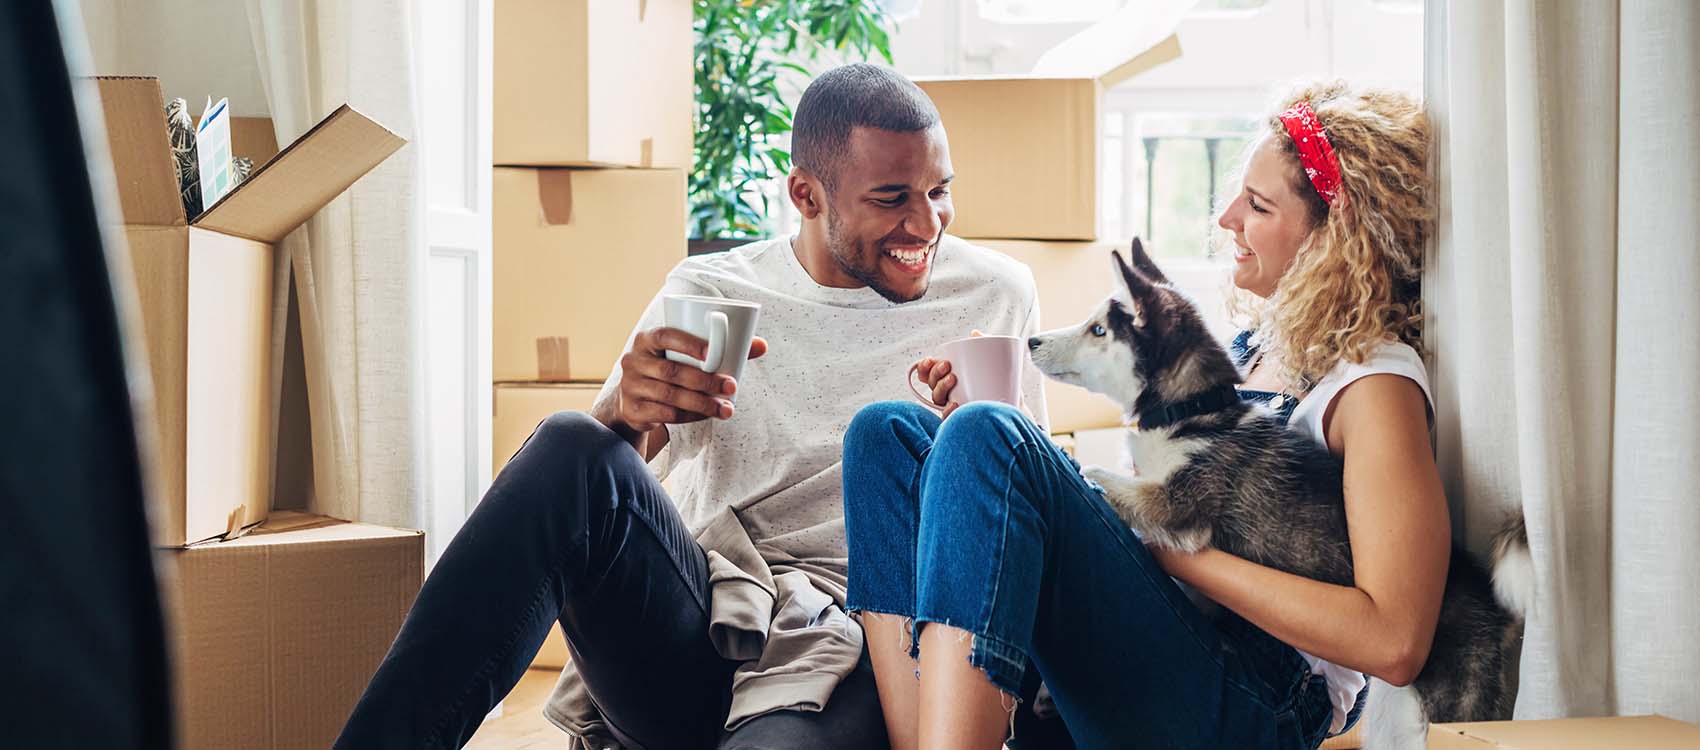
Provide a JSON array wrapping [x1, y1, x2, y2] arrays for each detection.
[[91, 76, 405, 546], [164, 512, 424, 750], [495, 0, 693, 168], [916, 4, 1187, 240]]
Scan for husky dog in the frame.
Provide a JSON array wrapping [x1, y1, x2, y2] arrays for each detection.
[[1027, 239, 1530, 750]]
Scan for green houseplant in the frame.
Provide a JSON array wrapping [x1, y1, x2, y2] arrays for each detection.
[[692, 0, 896, 243]]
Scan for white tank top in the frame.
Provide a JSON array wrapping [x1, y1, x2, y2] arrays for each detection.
[[1286, 340, 1433, 735]]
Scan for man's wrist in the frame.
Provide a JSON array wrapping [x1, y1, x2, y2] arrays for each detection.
[[591, 394, 642, 443]]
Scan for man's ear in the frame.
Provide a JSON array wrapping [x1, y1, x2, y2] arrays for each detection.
[[788, 169, 824, 220]]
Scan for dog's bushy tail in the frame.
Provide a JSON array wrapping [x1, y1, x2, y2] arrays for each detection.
[[1489, 515, 1533, 620]]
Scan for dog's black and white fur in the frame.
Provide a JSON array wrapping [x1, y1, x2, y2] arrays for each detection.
[[1027, 240, 1531, 750]]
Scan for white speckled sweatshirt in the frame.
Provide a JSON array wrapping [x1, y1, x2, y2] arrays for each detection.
[[545, 236, 1049, 745]]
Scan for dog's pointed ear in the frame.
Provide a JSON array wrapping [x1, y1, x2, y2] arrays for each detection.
[[1126, 237, 1170, 285], [1110, 250, 1153, 327]]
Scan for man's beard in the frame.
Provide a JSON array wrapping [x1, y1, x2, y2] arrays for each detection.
[[825, 208, 933, 304]]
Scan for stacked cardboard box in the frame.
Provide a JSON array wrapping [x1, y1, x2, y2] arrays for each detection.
[[92, 76, 421, 749], [919, 16, 1184, 438], [494, 0, 695, 668]]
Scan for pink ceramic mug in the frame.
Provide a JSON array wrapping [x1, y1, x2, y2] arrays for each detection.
[[906, 335, 1024, 413]]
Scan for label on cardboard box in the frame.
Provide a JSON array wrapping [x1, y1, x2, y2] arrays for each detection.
[[195, 97, 235, 210]]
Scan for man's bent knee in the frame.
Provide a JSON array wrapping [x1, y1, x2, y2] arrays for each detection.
[[520, 410, 643, 474]]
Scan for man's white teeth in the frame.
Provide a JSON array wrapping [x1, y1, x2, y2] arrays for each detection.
[[888, 248, 927, 264]]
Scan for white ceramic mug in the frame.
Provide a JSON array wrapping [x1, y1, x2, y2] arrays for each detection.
[[907, 334, 1024, 412], [663, 295, 762, 394]]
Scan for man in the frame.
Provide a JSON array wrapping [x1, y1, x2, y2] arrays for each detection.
[[337, 63, 1057, 750]]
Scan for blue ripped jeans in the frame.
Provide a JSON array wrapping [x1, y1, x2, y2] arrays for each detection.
[[842, 401, 1333, 750]]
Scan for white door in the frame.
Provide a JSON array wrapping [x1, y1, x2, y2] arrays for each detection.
[[419, 0, 493, 565]]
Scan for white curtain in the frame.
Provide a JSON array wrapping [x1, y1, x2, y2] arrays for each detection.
[[245, 0, 427, 531], [1426, 0, 1699, 722]]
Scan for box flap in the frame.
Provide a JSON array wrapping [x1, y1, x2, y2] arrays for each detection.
[[1032, 0, 1190, 87], [1433, 715, 1700, 749], [223, 511, 422, 546], [91, 76, 187, 227], [194, 104, 405, 243]]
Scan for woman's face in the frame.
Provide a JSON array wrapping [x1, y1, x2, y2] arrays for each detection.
[[1217, 136, 1316, 298]]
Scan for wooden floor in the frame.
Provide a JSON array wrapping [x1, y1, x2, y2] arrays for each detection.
[[466, 666, 1364, 749], [466, 668, 566, 749]]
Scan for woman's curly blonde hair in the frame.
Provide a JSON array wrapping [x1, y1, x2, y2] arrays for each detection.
[[1226, 82, 1432, 390]]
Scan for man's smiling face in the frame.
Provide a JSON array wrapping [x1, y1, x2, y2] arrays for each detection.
[[819, 124, 955, 303]]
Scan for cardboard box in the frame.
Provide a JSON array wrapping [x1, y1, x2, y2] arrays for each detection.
[[92, 76, 404, 546], [494, 167, 685, 381], [493, 382, 602, 470], [230, 116, 280, 164], [1050, 433, 1077, 458], [165, 512, 424, 750], [495, 0, 693, 168], [1428, 715, 1700, 749], [917, 35, 1180, 240], [534, 625, 572, 669]]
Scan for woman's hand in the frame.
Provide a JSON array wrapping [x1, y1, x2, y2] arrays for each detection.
[[912, 357, 962, 419], [915, 330, 986, 419], [1145, 543, 1205, 579]]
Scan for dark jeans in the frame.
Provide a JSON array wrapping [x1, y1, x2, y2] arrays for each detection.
[[842, 401, 1334, 750], [335, 411, 889, 750]]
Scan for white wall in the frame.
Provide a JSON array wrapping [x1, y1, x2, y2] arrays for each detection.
[[77, 0, 270, 116]]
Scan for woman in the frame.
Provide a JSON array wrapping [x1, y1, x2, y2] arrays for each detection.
[[842, 82, 1442, 749]]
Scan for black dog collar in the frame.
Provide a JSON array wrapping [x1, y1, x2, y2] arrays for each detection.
[[1134, 385, 1243, 431]]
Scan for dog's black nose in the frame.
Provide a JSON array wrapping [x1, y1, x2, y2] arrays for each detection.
[[1027, 337, 1042, 350]]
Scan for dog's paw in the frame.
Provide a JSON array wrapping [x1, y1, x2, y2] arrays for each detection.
[[1081, 464, 1121, 487]]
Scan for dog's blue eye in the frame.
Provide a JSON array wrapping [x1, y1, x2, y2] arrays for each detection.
[[1090, 324, 1106, 337]]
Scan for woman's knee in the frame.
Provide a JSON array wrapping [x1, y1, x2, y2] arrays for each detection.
[[933, 401, 1031, 456], [844, 400, 939, 468]]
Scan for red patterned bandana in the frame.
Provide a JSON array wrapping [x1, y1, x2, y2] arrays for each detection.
[[1278, 100, 1343, 206]]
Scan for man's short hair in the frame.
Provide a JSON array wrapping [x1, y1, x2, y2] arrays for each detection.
[[791, 63, 941, 190]]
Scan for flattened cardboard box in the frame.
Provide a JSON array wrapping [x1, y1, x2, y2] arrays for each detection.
[[916, 34, 1181, 240], [165, 512, 424, 750], [496, 0, 693, 168], [1428, 714, 1700, 749], [494, 167, 685, 382], [90, 76, 404, 546]]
